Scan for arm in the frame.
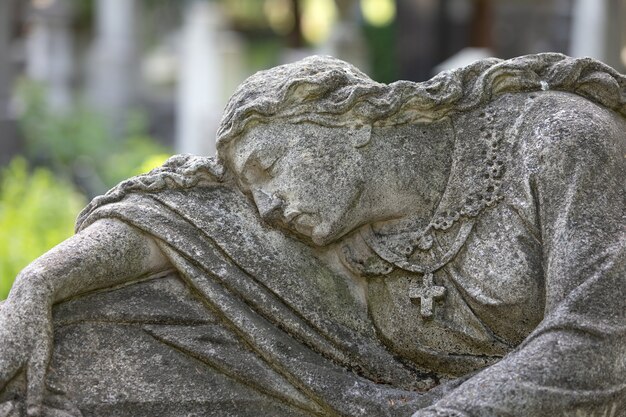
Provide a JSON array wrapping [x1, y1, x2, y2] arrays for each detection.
[[0, 218, 171, 416], [414, 106, 626, 416]]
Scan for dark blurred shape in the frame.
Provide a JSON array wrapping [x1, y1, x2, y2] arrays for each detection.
[[470, 0, 491, 49], [288, 0, 305, 48], [492, 0, 571, 59], [394, 0, 611, 81], [0, 0, 20, 166], [396, 0, 481, 82]]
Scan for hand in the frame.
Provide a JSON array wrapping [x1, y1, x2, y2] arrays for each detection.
[[0, 288, 53, 417]]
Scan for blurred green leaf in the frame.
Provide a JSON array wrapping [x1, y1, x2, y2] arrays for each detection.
[[16, 78, 172, 197], [0, 158, 86, 300], [4, 80, 174, 299]]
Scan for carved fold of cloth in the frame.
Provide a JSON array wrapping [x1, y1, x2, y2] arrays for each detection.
[[67, 180, 449, 417]]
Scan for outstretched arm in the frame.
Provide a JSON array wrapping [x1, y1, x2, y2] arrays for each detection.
[[414, 106, 626, 416], [0, 218, 171, 416]]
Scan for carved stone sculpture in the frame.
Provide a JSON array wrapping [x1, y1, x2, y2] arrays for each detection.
[[0, 53, 625, 417]]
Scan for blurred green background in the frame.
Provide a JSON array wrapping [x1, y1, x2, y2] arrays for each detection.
[[0, 79, 169, 299]]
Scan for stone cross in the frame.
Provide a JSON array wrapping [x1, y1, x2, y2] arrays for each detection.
[[409, 272, 446, 319]]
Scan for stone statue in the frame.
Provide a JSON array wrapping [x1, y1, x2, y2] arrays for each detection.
[[0, 53, 625, 417]]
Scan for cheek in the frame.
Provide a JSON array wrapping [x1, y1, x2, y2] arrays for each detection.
[[302, 151, 361, 187], [276, 147, 362, 212], [294, 173, 362, 221]]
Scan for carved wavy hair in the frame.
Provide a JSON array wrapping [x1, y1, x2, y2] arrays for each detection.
[[77, 53, 626, 230], [216, 52, 626, 158]]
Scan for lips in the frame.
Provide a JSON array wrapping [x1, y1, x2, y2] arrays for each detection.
[[283, 207, 302, 222], [285, 209, 317, 237]]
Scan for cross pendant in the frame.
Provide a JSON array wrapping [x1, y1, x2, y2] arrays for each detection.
[[408, 272, 446, 319]]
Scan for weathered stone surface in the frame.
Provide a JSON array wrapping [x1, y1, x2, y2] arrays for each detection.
[[0, 53, 625, 416]]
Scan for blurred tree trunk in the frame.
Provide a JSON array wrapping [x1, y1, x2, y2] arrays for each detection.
[[319, 0, 368, 71], [470, 0, 492, 48], [570, 0, 610, 63], [25, 0, 74, 113], [177, 0, 236, 157], [87, 0, 139, 138], [0, 0, 11, 123], [396, 0, 440, 81], [605, 0, 626, 71], [0, 0, 19, 164], [570, 0, 624, 69], [287, 0, 304, 48]]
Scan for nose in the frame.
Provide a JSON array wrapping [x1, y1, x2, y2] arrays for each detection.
[[252, 189, 284, 221]]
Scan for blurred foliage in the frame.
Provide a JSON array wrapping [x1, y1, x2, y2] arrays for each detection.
[[0, 80, 172, 300], [17, 79, 108, 173], [100, 112, 171, 186], [0, 158, 85, 300], [363, 20, 398, 83], [223, 0, 269, 30], [16, 79, 171, 197], [245, 38, 283, 72]]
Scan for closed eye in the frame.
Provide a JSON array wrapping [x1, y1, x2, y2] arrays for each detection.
[[262, 154, 282, 176], [242, 152, 282, 184]]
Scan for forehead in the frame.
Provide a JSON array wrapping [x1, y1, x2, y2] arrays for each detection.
[[228, 121, 349, 172], [227, 122, 290, 172]]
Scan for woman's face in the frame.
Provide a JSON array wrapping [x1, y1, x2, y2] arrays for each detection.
[[227, 121, 368, 246]]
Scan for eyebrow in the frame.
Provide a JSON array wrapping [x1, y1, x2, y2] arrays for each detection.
[[238, 151, 275, 186], [250, 148, 285, 171]]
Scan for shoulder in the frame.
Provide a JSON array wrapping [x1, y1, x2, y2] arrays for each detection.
[[517, 91, 626, 172]]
